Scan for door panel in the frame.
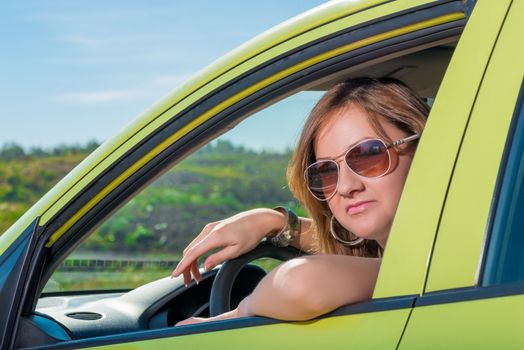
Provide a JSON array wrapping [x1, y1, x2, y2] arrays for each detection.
[[66, 308, 413, 350], [400, 293, 524, 349], [374, 0, 510, 298], [425, 0, 523, 292], [400, 1, 524, 348]]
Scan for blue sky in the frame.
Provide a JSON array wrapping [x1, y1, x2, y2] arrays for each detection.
[[0, 1, 327, 152]]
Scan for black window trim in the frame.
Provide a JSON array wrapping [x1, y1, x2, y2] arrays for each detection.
[[416, 281, 524, 307]]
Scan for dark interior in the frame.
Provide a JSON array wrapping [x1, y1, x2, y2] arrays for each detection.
[[307, 39, 457, 98], [16, 265, 266, 349]]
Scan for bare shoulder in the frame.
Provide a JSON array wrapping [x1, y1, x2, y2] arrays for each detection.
[[265, 254, 381, 314], [250, 253, 382, 319], [275, 254, 381, 294], [284, 253, 381, 274]]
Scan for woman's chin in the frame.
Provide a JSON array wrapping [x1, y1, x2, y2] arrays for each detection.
[[347, 220, 388, 243]]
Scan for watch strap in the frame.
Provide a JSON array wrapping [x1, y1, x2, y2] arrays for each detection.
[[268, 206, 300, 247]]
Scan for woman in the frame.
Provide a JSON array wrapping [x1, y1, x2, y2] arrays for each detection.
[[172, 77, 429, 325]]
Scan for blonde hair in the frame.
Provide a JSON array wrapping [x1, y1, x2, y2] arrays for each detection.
[[288, 77, 429, 257]]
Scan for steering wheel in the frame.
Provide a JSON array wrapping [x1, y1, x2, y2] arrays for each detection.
[[209, 241, 304, 317]]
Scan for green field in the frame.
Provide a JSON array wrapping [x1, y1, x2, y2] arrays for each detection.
[[1, 141, 301, 291]]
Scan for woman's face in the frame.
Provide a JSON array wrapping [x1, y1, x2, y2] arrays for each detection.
[[314, 103, 415, 247]]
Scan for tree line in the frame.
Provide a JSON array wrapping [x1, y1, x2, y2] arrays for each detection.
[[0, 140, 303, 258], [0, 141, 100, 161], [0, 141, 102, 233]]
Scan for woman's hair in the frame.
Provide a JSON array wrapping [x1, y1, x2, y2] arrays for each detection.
[[287, 77, 430, 257]]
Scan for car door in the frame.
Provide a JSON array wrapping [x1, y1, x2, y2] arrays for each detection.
[[4, 1, 503, 350], [398, 0, 524, 348]]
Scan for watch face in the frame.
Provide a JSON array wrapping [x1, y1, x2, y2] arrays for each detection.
[[270, 230, 291, 247]]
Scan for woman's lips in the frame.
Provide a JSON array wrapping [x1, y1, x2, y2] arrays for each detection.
[[346, 201, 374, 215]]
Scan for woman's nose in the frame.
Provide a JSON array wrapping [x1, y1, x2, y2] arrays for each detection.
[[336, 162, 364, 197]]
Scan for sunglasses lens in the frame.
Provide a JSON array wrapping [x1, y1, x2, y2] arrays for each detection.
[[346, 139, 390, 177], [306, 140, 391, 201], [305, 161, 338, 200]]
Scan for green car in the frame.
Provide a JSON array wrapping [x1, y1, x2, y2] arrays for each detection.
[[1, 0, 523, 349]]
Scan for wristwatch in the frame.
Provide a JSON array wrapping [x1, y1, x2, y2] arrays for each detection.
[[268, 206, 300, 247]]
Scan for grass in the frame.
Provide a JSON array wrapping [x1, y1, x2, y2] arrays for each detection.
[[44, 258, 284, 293]]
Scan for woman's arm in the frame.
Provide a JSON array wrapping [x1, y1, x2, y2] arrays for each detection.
[[239, 254, 380, 320], [289, 215, 314, 252], [172, 208, 315, 285], [177, 254, 381, 325]]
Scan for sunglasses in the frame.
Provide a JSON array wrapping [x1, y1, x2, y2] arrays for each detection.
[[304, 134, 419, 201]]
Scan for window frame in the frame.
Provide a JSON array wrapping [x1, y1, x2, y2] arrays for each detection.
[[418, 0, 523, 295], [481, 81, 524, 286], [29, 1, 470, 312]]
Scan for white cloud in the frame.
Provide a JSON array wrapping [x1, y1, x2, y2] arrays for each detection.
[[57, 89, 144, 104], [54, 72, 196, 106], [56, 34, 164, 49], [21, 9, 170, 24], [47, 48, 188, 65]]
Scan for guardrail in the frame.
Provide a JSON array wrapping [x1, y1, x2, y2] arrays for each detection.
[[58, 259, 180, 272]]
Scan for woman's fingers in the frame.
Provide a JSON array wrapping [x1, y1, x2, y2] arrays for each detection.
[[203, 245, 239, 272], [176, 317, 207, 326], [174, 244, 238, 285], [172, 209, 271, 281], [182, 268, 191, 287], [190, 261, 202, 283], [182, 222, 217, 255], [172, 230, 226, 277], [175, 308, 240, 327]]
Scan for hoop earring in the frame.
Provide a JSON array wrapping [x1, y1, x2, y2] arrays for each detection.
[[329, 216, 365, 246]]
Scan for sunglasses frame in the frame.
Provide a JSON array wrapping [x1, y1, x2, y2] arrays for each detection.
[[304, 134, 420, 201]]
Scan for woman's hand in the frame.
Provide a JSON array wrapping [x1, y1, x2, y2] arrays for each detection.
[[171, 208, 285, 285], [175, 307, 242, 326]]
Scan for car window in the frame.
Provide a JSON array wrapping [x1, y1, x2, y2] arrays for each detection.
[[43, 91, 322, 293], [41, 41, 458, 294], [483, 82, 524, 286]]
